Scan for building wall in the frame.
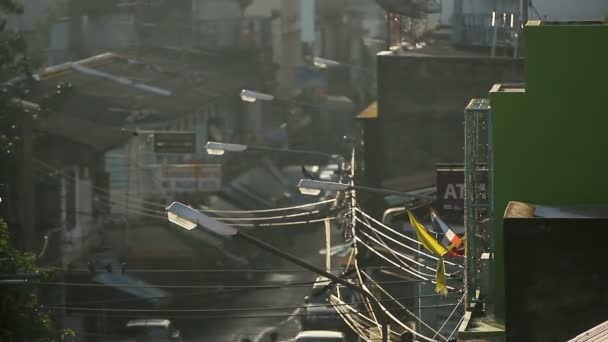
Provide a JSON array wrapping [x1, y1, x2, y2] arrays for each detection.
[[105, 97, 241, 216], [276, 0, 301, 97], [61, 165, 98, 264], [245, 0, 281, 17], [373, 53, 522, 190], [192, 0, 241, 19], [489, 22, 608, 324]]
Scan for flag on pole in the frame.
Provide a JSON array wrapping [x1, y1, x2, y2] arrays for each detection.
[[407, 210, 448, 295], [431, 209, 464, 256]]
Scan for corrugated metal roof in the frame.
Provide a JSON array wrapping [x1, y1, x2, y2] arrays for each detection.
[[93, 272, 170, 303], [36, 112, 129, 151], [569, 321, 608, 342]]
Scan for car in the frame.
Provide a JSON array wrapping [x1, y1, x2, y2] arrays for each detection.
[[301, 277, 346, 332], [295, 330, 346, 342], [122, 319, 182, 342]]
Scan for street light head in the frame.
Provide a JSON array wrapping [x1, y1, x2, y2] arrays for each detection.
[[167, 211, 198, 230], [166, 202, 238, 236], [240, 89, 275, 103], [297, 179, 349, 196], [121, 128, 139, 136], [205, 148, 225, 156], [205, 141, 248, 155], [298, 187, 322, 196], [313, 57, 340, 69]]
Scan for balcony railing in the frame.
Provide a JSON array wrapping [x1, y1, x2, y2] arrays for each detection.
[[453, 13, 521, 49]]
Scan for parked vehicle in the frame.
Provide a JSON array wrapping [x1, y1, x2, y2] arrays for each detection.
[[120, 319, 182, 342], [301, 277, 346, 331], [295, 330, 346, 342]]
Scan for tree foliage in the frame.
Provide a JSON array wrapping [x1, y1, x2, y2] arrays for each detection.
[[0, 3, 65, 341], [0, 0, 30, 159], [0, 219, 57, 341]]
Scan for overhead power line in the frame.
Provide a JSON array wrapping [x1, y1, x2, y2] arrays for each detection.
[[35, 158, 338, 215], [357, 226, 438, 277], [199, 198, 338, 214], [46, 303, 459, 315], [45, 294, 444, 314], [354, 237, 459, 292], [355, 208, 462, 268], [58, 265, 407, 274], [360, 270, 449, 341], [432, 294, 465, 340], [37, 278, 432, 290], [34, 169, 338, 225]]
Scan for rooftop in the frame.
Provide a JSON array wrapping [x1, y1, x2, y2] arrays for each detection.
[[569, 320, 608, 342], [31, 47, 259, 127]]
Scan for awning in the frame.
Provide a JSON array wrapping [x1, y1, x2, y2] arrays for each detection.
[[356, 101, 378, 119], [93, 272, 170, 304]]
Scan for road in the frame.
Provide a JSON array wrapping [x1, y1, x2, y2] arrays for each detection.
[[181, 271, 312, 342], [178, 227, 331, 342]]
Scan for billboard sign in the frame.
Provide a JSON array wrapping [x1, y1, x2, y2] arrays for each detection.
[[436, 163, 487, 222], [145, 163, 221, 193], [154, 132, 196, 153]]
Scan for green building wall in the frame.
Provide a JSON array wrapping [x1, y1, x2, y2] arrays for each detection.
[[489, 21, 608, 325]]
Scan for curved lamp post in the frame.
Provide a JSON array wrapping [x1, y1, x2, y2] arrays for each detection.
[[204, 141, 341, 160], [313, 57, 375, 74], [240, 89, 275, 103], [165, 202, 389, 342]]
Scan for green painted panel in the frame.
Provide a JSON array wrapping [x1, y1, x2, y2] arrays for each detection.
[[489, 22, 608, 324]]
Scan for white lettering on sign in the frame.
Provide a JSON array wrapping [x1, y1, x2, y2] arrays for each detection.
[[443, 183, 465, 200]]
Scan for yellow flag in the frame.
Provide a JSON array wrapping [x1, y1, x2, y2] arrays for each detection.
[[435, 257, 448, 296], [407, 211, 449, 295], [407, 211, 448, 257]]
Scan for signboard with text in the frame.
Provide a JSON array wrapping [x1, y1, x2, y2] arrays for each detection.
[[154, 132, 196, 154], [436, 163, 487, 222], [143, 163, 222, 194]]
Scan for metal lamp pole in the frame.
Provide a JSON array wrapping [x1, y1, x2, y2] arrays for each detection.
[[165, 202, 389, 342], [234, 229, 390, 342], [205, 141, 340, 160]]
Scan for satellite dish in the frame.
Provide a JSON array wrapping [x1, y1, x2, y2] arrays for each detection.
[[375, 0, 440, 17]]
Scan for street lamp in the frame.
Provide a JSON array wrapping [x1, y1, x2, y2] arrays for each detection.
[[313, 57, 342, 69], [298, 179, 435, 201], [239, 89, 336, 111], [204, 142, 248, 156], [165, 202, 390, 342], [204, 141, 340, 160], [313, 57, 374, 74], [313, 57, 376, 79], [240, 89, 275, 103]]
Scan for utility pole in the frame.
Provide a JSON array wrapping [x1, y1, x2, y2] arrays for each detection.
[[135, 0, 145, 56], [19, 111, 35, 252], [518, 0, 528, 57]]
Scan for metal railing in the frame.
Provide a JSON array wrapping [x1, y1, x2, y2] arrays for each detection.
[[453, 13, 521, 50]]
